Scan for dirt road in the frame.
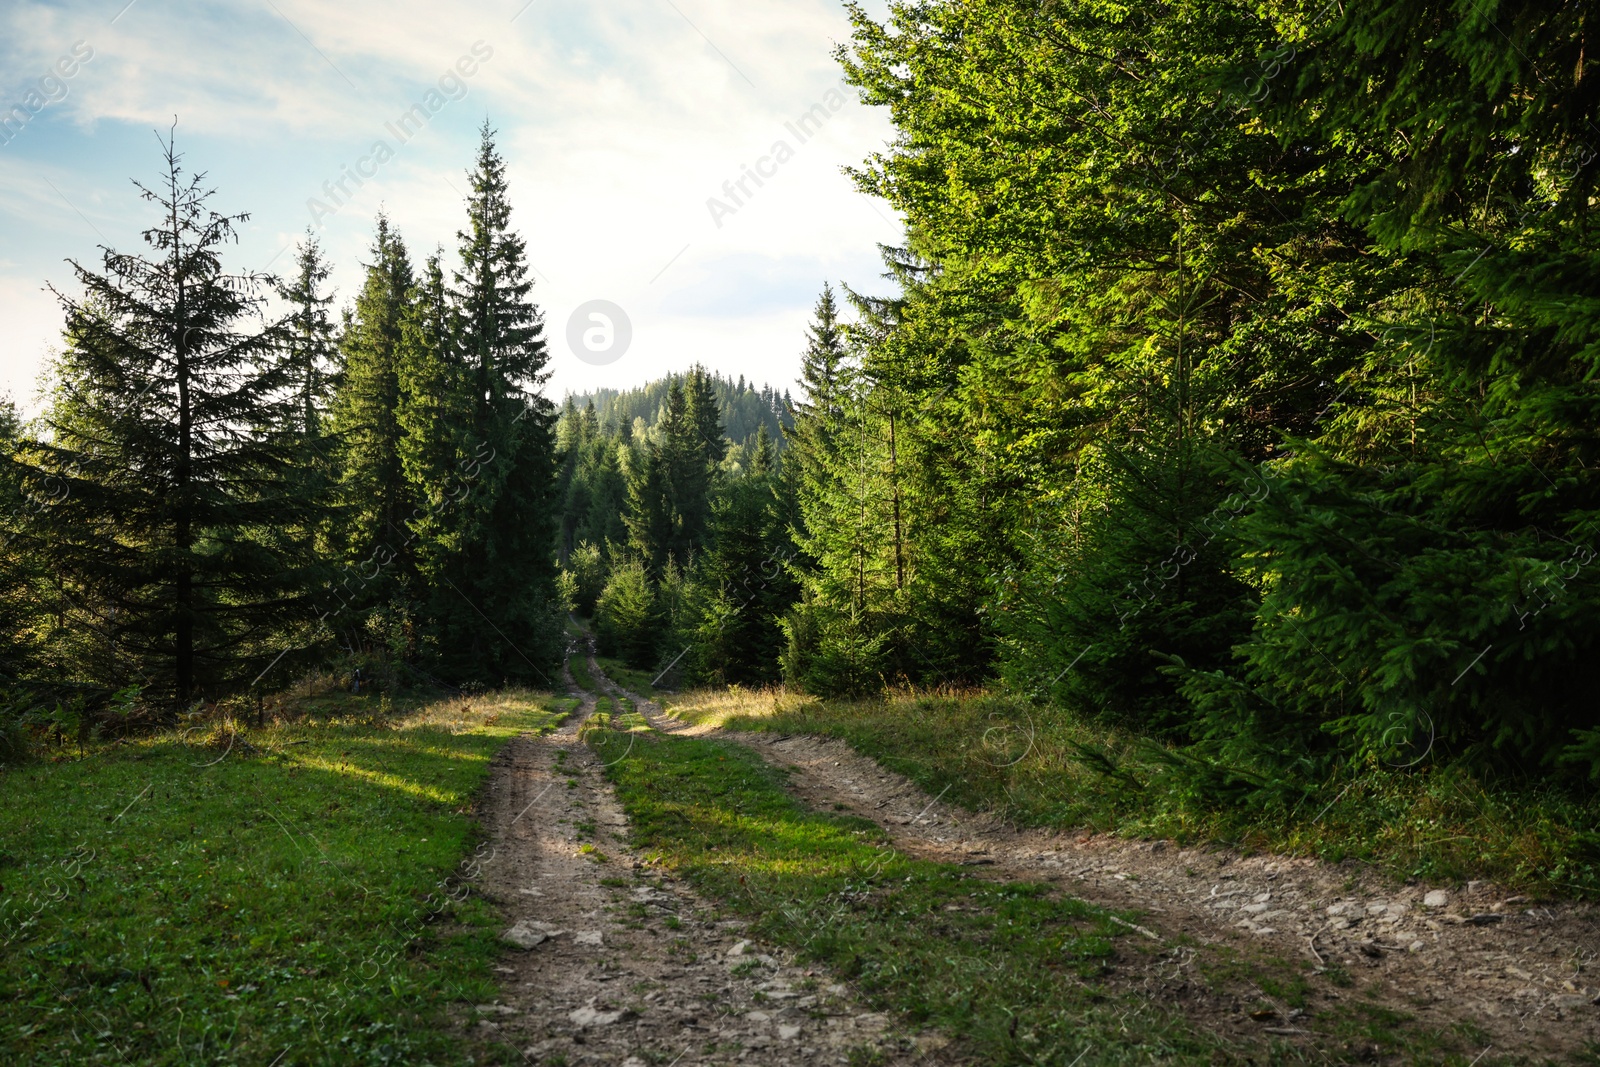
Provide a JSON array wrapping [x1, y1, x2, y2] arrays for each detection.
[[464, 638, 1600, 1064], [610, 674, 1600, 1061], [460, 648, 932, 1065]]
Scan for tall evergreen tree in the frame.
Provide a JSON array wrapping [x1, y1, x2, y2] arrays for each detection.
[[326, 213, 416, 636], [14, 139, 317, 703], [694, 449, 796, 685], [780, 291, 907, 693], [276, 229, 338, 441], [428, 124, 562, 685], [670, 366, 727, 564], [271, 230, 341, 609], [786, 284, 847, 493], [625, 382, 683, 578], [0, 399, 48, 682], [625, 370, 727, 577]]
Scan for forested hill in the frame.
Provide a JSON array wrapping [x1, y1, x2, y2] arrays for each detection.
[[566, 373, 792, 457]]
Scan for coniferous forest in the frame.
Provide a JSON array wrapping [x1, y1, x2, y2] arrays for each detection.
[[12, 4, 1600, 1064], [3, 125, 564, 709], [6, 0, 1600, 814]]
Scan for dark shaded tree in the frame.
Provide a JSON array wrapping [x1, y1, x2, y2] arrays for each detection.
[[15, 138, 320, 703]]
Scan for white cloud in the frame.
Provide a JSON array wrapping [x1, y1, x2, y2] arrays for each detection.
[[0, 0, 900, 410]]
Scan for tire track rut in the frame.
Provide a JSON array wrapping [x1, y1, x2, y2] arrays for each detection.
[[462, 643, 939, 1065], [611, 676, 1600, 1060]]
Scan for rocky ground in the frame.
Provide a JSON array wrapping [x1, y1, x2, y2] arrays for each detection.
[[459, 637, 1600, 1064], [631, 688, 1600, 1061], [456, 649, 937, 1066]]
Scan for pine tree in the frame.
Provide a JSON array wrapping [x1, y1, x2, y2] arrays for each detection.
[[625, 386, 679, 577], [277, 229, 338, 441], [392, 249, 473, 663], [14, 138, 317, 703], [750, 424, 775, 475], [671, 367, 727, 564], [624, 371, 728, 577], [785, 284, 846, 492], [325, 213, 416, 638], [779, 289, 906, 693], [0, 399, 47, 682], [428, 124, 562, 685], [271, 230, 341, 610], [694, 447, 795, 685]]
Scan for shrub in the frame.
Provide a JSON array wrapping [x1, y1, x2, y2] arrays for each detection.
[[594, 558, 657, 669]]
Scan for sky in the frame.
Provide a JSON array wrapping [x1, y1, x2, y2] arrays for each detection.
[[0, 0, 902, 413]]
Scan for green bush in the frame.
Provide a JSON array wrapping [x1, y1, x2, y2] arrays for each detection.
[[594, 557, 657, 669], [566, 540, 608, 616]]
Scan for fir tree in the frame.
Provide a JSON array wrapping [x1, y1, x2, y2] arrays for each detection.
[[326, 212, 416, 637], [785, 284, 847, 492], [428, 124, 562, 685], [276, 229, 338, 441], [670, 366, 727, 564], [14, 138, 318, 703], [694, 446, 795, 685], [271, 230, 341, 605], [625, 387, 679, 578]]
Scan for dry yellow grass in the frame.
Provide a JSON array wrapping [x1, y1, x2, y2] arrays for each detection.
[[659, 685, 813, 729]]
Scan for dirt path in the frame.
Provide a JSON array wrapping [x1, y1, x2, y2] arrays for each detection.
[[461, 644, 934, 1066], [605, 676, 1600, 1061]]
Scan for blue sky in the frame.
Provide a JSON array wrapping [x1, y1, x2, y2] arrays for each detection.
[[0, 0, 900, 411]]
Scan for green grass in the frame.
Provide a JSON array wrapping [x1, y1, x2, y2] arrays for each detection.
[[0, 688, 567, 1065], [567, 649, 597, 696], [588, 709, 1537, 1065], [593, 655, 659, 700], [674, 688, 1600, 900], [582, 724, 1250, 1066]]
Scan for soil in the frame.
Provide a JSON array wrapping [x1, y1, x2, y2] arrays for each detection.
[[457, 643, 938, 1066], [620, 682, 1600, 1061]]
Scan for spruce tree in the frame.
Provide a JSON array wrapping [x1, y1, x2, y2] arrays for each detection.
[[779, 291, 904, 693], [276, 229, 338, 441], [625, 388, 679, 578], [14, 139, 317, 703], [325, 213, 416, 638], [430, 124, 562, 685], [785, 284, 846, 492], [271, 231, 341, 616], [0, 399, 47, 682], [695, 448, 795, 685], [670, 367, 727, 565]]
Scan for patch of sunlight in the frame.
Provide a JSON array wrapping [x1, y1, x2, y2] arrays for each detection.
[[662, 685, 814, 728], [294, 755, 460, 804]]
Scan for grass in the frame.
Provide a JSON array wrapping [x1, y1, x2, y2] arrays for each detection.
[[662, 686, 1600, 900], [592, 655, 660, 701], [581, 721, 1259, 1066], [596, 694, 1538, 1066], [567, 650, 597, 696], [0, 686, 568, 1066]]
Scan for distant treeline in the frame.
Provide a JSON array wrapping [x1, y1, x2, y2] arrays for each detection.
[[568, 373, 792, 458]]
